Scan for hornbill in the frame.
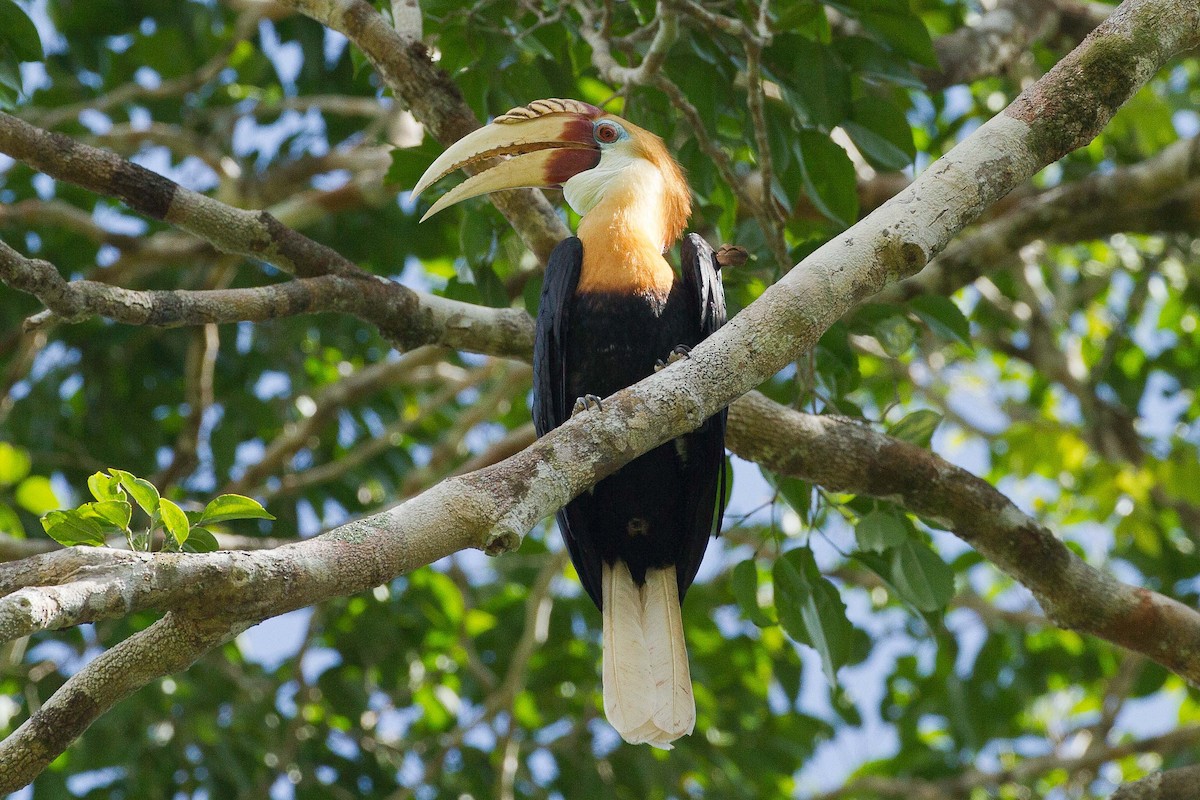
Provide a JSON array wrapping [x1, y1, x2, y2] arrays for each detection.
[[414, 99, 727, 749]]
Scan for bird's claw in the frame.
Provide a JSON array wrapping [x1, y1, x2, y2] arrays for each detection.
[[666, 344, 691, 366], [572, 394, 604, 417]]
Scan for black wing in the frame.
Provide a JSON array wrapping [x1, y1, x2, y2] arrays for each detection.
[[532, 237, 581, 436], [676, 233, 729, 596], [532, 238, 604, 604]]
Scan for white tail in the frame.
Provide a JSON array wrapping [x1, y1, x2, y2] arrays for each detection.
[[601, 562, 695, 749]]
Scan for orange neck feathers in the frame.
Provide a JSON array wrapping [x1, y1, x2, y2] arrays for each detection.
[[572, 124, 691, 295]]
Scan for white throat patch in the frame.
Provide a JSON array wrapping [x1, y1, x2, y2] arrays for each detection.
[[563, 152, 663, 218]]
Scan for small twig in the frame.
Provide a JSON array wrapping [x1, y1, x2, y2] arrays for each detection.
[[676, 1, 760, 43], [25, 11, 262, 130], [268, 362, 501, 498], [573, 0, 679, 87], [490, 550, 568, 711], [397, 365, 532, 496], [650, 76, 746, 209], [224, 347, 447, 495], [744, 37, 791, 270]]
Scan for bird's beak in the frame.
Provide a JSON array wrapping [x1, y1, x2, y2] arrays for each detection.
[[412, 99, 604, 221]]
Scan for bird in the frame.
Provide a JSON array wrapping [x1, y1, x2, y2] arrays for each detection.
[[413, 98, 727, 749]]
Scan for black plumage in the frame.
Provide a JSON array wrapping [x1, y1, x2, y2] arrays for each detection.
[[532, 233, 728, 608]]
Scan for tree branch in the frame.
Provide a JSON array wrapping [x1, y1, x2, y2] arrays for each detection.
[[727, 392, 1200, 681], [881, 135, 1200, 303], [0, 612, 248, 790], [1112, 765, 1200, 800], [0, 236, 535, 357], [279, 0, 571, 264], [571, 0, 680, 87], [2, 0, 1198, 783], [222, 347, 447, 495], [924, 0, 1070, 91], [819, 725, 1200, 799]]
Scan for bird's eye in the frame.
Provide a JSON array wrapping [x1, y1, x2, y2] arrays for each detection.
[[594, 121, 621, 144]]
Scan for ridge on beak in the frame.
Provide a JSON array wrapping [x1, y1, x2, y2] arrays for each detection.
[[413, 99, 604, 221]]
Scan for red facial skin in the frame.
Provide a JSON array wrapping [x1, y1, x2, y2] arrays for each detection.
[[545, 147, 602, 186]]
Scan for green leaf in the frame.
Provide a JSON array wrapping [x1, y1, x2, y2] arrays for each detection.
[[859, 8, 937, 68], [0, 46, 18, 95], [15, 475, 57, 515], [41, 510, 107, 547], [183, 527, 220, 553], [198, 494, 275, 525], [87, 471, 127, 503], [843, 97, 914, 171], [0, 0, 43, 62], [441, 275, 480, 305], [834, 36, 923, 89], [731, 560, 775, 627], [887, 409, 942, 448], [0, 502, 21, 536], [911, 295, 972, 346], [460, 209, 494, 267], [348, 41, 370, 78], [890, 540, 955, 611], [785, 38, 850, 129], [80, 500, 132, 532], [855, 510, 908, 553], [777, 477, 811, 525], [388, 139, 452, 189], [771, 1, 827, 37], [795, 129, 858, 228], [764, 469, 812, 525], [159, 498, 191, 546], [1104, 85, 1178, 156], [469, 262, 509, 308], [111, 470, 161, 517], [874, 314, 916, 357], [773, 548, 853, 683], [0, 442, 31, 486]]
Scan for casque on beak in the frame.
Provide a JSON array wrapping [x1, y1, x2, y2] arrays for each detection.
[[412, 99, 605, 221]]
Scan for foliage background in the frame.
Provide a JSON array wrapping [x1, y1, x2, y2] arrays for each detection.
[[2, 0, 1199, 797]]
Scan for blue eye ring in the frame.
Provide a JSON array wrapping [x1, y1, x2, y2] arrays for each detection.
[[594, 120, 624, 144]]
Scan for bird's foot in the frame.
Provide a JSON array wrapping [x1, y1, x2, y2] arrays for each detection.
[[655, 345, 692, 372], [668, 344, 691, 364], [571, 394, 604, 417]]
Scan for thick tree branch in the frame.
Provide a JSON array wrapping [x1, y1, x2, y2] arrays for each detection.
[[1112, 765, 1200, 800], [279, 0, 571, 264], [2, 0, 1198, 784], [881, 135, 1200, 303], [0, 113, 353, 279], [0, 236, 534, 357], [924, 0, 1070, 91], [0, 113, 534, 355], [0, 612, 247, 790], [819, 726, 1200, 800], [727, 392, 1200, 681]]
